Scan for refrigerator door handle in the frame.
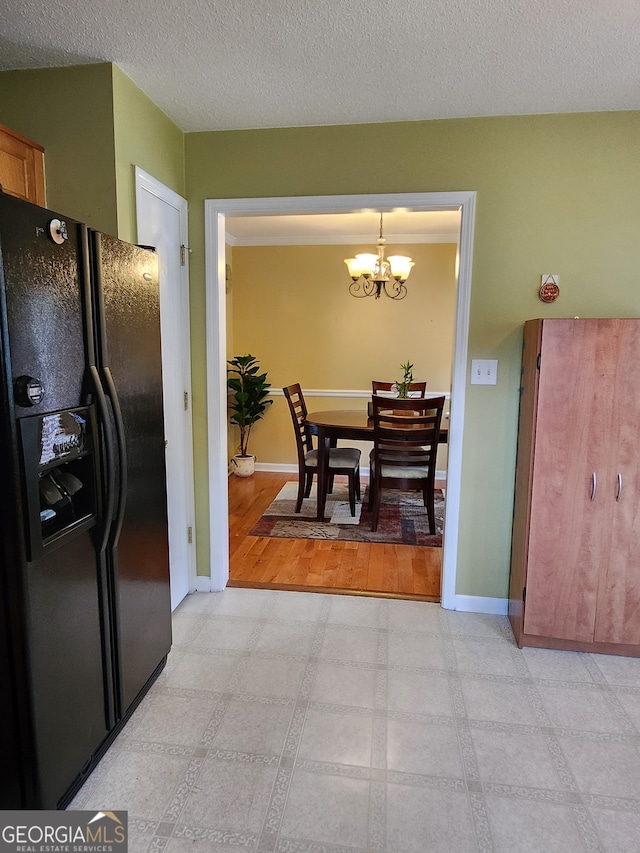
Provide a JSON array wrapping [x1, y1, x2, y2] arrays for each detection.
[[101, 366, 128, 547], [78, 226, 116, 554], [89, 365, 117, 553], [88, 229, 128, 549]]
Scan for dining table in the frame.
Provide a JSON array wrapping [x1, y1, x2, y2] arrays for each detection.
[[304, 408, 449, 522]]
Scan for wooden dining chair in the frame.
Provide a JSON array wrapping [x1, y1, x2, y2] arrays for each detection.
[[368, 394, 445, 533], [283, 384, 361, 516], [371, 380, 427, 397], [370, 381, 428, 447]]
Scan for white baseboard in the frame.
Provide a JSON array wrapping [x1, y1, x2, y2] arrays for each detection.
[[194, 576, 229, 592], [254, 462, 299, 474], [449, 595, 509, 615]]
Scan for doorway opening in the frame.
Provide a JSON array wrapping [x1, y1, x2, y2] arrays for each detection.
[[204, 192, 476, 610]]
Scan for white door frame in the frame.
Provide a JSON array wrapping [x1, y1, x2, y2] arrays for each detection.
[[204, 191, 476, 609], [135, 167, 198, 603]]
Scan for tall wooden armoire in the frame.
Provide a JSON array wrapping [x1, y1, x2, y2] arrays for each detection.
[[509, 318, 640, 656]]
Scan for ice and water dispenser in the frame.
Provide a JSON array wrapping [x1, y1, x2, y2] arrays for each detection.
[[19, 407, 100, 560]]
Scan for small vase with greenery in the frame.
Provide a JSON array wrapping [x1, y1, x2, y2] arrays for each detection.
[[394, 360, 414, 398], [227, 354, 273, 476]]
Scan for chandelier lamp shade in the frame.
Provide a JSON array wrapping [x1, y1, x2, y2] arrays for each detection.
[[344, 213, 414, 300]]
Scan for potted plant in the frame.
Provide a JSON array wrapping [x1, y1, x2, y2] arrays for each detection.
[[394, 360, 414, 398], [227, 354, 273, 476]]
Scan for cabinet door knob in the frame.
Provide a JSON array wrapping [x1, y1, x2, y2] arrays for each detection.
[[616, 473, 623, 502], [591, 472, 597, 501]]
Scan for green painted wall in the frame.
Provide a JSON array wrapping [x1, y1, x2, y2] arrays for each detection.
[[0, 64, 118, 233], [0, 63, 117, 234], [185, 112, 640, 597], [2, 65, 638, 601], [0, 63, 186, 242], [111, 66, 185, 243]]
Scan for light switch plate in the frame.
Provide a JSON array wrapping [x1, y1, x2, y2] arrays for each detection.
[[471, 359, 498, 385]]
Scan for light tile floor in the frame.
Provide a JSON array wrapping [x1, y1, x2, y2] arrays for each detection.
[[70, 588, 640, 852]]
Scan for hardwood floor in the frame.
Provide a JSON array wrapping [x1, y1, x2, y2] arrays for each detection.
[[228, 471, 442, 601]]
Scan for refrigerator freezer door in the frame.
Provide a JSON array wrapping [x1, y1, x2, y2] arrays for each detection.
[[92, 232, 171, 714], [0, 194, 110, 808], [0, 195, 87, 417]]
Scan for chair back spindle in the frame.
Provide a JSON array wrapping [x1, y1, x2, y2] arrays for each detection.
[[371, 380, 427, 398], [283, 383, 361, 515], [283, 383, 313, 462], [369, 394, 445, 533]]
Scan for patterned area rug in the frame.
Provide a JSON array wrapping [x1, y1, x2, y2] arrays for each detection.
[[249, 481, 444, 546]]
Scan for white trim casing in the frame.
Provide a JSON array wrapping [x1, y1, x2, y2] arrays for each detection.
[[205, 192, 476, 608], [135, 166, 198, 599], [205, 204, 231, 591], [440, 193, 475, 610]]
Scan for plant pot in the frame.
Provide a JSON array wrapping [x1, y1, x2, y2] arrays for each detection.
[[231, 454, 256, 477]]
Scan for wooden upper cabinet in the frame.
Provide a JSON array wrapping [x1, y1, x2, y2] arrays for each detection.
[[0, 123, 45, 207]]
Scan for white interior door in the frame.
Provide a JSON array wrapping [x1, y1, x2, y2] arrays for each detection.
[[135, 167, 196, 610]]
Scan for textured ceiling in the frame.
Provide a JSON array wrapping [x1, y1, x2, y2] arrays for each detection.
[[1, 0, 639, 132]]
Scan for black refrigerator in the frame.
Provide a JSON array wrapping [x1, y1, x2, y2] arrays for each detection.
[[0, 192, 172, 809]]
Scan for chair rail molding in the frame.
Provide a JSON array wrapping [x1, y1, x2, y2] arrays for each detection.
[[268, 388, 451, 400], [205, 191, 476, 608]]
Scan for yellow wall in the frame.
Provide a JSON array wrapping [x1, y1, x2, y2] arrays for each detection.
[[228, 243, 456, 467], [186, 112, 640, 597]]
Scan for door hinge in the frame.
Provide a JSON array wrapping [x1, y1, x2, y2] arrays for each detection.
[[187, 526, 193, 544], [536, 353, 541, 370], [184, 391, 189, 411], [522, 587, 526, 602]]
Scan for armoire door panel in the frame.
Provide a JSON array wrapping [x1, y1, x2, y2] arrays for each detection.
[[596, 490, 640, 645], [523, 320, 615, 642], [594, 320, 640, 644]]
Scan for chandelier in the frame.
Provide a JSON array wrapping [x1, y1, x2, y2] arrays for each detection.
[[344, 213, 414, 300]]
